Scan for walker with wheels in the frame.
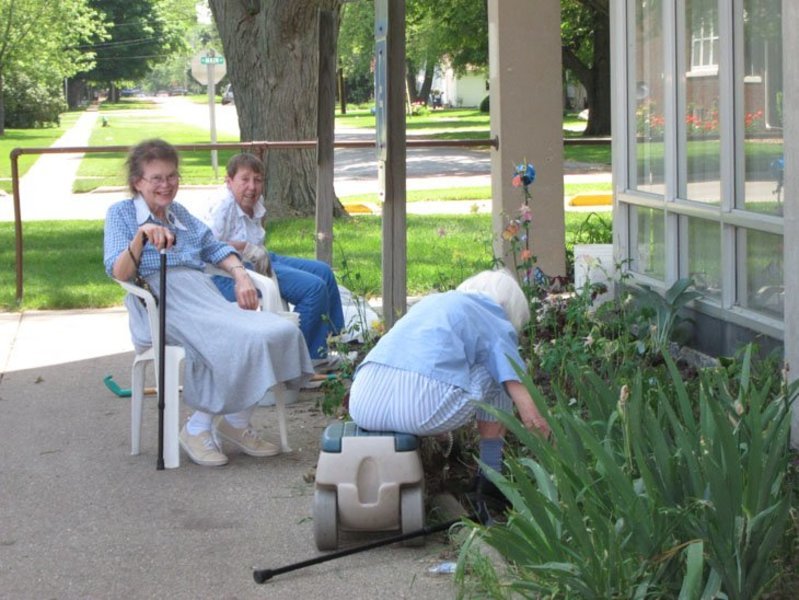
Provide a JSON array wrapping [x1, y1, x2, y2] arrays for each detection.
[[313, 421, 425, 551]]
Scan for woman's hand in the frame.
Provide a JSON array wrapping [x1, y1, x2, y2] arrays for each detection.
[[139, 223, 174, 251], [218, 255, 259, 310], [505, 380, 552, 441], [112, 224, 174, 281], [233, 269, 259, 310]]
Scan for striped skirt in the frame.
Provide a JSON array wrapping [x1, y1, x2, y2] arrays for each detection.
[[348, 362, 512, 436]]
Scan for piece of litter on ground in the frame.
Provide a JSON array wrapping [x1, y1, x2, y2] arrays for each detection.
[[427, 561, 457, 575]]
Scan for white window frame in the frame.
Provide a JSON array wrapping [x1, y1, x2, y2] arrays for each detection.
[[613, 0, 785, 341]]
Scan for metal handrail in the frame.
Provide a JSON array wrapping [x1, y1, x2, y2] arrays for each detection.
[[10, 137, 499, 303]]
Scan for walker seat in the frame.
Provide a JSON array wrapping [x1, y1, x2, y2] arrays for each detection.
[[313, 421, 425, 551]]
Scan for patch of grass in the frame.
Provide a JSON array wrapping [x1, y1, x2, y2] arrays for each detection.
[[96, 99, 158, 112], [0, 220, 120, 310], [565, 181, 613, 195], [340, 182, 612, 205], [336, 107, 491, 134], [74, 109, 240, 192], [0, 111, 82, 194], [3, 212, 609, 310], [565, 142, 612, 165]]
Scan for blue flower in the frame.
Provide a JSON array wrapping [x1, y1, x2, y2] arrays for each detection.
[[513, 163, 536, 186]]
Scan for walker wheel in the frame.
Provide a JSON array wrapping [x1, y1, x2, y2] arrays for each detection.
[[313, 488, 339, 551], [400, 486, 425, 547]]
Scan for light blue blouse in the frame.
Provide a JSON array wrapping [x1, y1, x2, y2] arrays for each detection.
[[357, 291, 526, 389], [104, 196, 235, 277]]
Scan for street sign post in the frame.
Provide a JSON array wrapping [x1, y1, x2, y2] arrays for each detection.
[[190, 50, 227, 178]]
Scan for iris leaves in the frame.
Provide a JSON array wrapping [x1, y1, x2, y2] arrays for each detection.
[[456, 347, 795, 599]]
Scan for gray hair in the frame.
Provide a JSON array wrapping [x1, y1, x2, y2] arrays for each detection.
[[125, 139, 179, 195], [226, 153, 265, 178], [456, 269, 530, 333]]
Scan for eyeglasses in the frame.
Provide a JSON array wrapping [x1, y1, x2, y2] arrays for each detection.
[[141, 173, 180, 186]]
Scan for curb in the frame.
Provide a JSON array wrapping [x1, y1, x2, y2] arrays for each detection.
[[568, 193, 613, 207]]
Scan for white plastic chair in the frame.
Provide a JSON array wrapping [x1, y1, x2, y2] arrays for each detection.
[[116, 265, 296, 468]]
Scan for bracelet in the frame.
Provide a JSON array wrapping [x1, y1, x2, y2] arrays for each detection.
[[127, 244, 140, 268], [231, 265, 247, 272]]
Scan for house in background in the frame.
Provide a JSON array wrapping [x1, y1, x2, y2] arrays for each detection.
[[425, 64, 487, 108]]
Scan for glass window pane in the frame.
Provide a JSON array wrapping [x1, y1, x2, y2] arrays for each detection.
[[632, 0, 665, 194], [741, 0, 783, 216], [629, 206, 665, 279], [682, 216, 721, 300], [740, 229, 783, 318], [680, 0, 721, 203]]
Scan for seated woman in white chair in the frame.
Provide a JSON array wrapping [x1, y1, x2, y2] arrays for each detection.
[[104, 138, 314, 467], [203, 153, 345, 370]]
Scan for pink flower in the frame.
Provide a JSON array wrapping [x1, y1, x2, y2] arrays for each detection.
[[520, 249, 533, 261], [519, 204, 532, 223], [512, 174, 523, 188], [502, 222, 519, 241]]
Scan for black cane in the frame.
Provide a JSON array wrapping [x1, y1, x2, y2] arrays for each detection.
[[252, 515, 473, 584], [156, 248, 167, 471]]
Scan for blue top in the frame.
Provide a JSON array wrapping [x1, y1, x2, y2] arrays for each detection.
[[103, 196, 235, 277], [357, 291, 525, 389]]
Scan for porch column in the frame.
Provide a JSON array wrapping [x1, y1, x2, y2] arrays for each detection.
[[783, 1, 799, 449], [488, 0, 565, 278]]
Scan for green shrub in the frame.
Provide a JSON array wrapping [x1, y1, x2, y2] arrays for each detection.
[[456, 347, 795, 599], [3, 72, 66, 128], [479, 95, 490, 113]]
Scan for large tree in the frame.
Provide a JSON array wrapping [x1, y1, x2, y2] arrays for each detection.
[[209, 0, 344, 216], [0, 0, 104, 134], [81, 0, 194, 101], [562, 0, 611, 136]]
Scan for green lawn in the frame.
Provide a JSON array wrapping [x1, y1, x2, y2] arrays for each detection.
[[0, 111, 82, 194], [74, 107, 240, 192], [341, 181, 612, 205], [335, 106, 612, 164], [1, 211, 609, 310]]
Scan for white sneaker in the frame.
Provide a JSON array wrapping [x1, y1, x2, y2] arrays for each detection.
[[179, 426, 228, 467], [214, 419, 280, 457]]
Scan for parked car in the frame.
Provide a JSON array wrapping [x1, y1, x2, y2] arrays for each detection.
[[222, 84, 234, 105], [169, 87, 188, 96]]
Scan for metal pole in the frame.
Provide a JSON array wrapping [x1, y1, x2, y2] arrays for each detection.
[[11, 149, 23, 304], [207, 58, 218, 178]]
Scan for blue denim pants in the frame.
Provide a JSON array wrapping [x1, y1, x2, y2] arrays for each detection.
[[213, 253, 344, 359]]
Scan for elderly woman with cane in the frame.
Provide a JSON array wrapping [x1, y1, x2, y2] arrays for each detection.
[[348, 269, 551, 521], [104, 138, 314, 467]]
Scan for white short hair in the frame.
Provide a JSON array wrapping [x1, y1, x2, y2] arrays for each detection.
[[456, 269, 530, 333]]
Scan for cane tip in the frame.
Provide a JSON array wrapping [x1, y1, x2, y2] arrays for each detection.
[[253, 569, 272, 584]]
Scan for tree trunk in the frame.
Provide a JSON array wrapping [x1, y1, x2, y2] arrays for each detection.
[[0, 73, 5, 136], [210, 0, 344, 217], [561, 9, 611, 136], [418, 61, 434, 105], [405, 59, 418, 103], [583, 9, 611, 136]]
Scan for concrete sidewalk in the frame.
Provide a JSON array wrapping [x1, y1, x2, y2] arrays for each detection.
[[0, 308, 459, 599]]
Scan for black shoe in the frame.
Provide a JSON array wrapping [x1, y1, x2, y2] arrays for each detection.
[[472, 475, 510, 506], [464, 476, 510, 526]]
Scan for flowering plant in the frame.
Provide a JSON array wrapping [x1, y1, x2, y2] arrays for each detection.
[[502, 162, 545, 297]]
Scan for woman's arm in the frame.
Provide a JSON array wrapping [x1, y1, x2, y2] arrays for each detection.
[[111, 223, 174, 281], [217, 254, 259, 310], [504, 380, 551, 439]]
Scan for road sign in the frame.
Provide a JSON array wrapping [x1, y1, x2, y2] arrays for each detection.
[[190, 51, 226, 86]]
